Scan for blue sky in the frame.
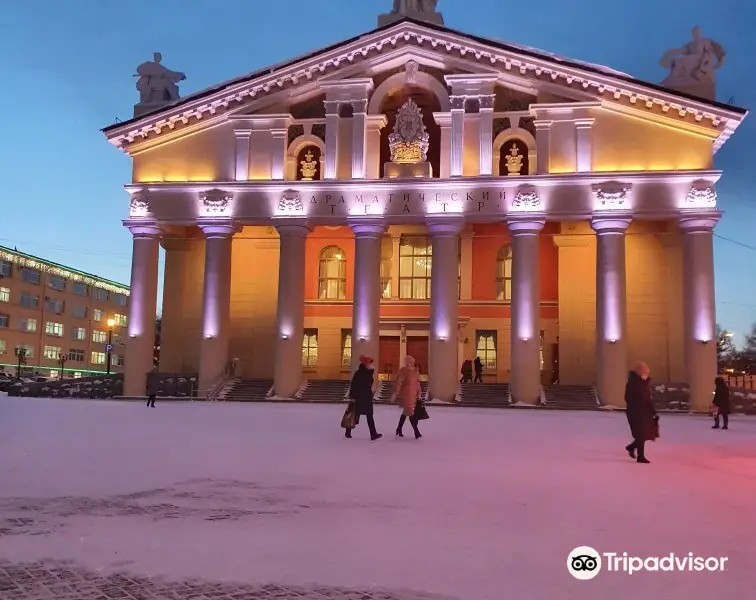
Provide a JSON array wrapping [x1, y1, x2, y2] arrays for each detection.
[[0, 0, 753, 342]]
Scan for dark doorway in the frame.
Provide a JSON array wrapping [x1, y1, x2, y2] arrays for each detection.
[[379, 336, 401, 378], [407, 336, 429, 377]]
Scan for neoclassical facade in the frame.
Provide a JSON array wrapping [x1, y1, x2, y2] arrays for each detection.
[[103, 9, 746, 410]]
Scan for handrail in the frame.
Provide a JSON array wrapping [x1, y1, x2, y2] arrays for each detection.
[[205, 361, 235, 402]]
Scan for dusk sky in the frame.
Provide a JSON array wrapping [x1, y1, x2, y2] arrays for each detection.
[[0, 0, 753, 342]]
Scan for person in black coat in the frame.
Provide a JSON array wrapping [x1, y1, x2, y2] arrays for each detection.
[[473, 357, 484, 383], [712, 376, 730, 430], [624, 362, 658, 464], [345, 355, 382, 441]]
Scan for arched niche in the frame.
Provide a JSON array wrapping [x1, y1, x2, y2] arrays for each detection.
[[286, 135, 325, 181], [493, 128, 537, 176], [368, 70, 450, 114], [378, 86, 442, 178]]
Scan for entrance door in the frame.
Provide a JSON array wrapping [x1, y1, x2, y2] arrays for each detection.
[[379, 336, 401, 379], [407, 336, 429, 377]]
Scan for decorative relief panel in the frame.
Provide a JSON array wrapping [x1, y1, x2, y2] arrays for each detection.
[[278, 190, 304, 215], [592, 183, 631, 210], [511, 186, 541, 211], [199, 189, 233, 216], [129, 191, 151, 217], [685, 181, 717, 207]]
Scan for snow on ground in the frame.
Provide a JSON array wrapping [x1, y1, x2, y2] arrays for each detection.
[[1, 397, 755, 600]]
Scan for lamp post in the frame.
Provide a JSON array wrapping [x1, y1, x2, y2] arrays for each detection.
[[58, 353, 67, 380], [106, 317, 116, 375], [14, 347, 27, 379]]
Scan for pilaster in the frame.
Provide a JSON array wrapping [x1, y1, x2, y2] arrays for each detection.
[[575, 118, 595, 173], [534, 120, 552, 174], [351, 99, 369, 179], [323, 101, 340, 180], [365, 115, 388, 180], [478, 95, 495, 176], [449, 96, 465, 177], [233, 129, 252, 181]]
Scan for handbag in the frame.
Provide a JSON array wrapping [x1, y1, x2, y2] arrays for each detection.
[[710, 403, 719, 417], [414, 399, 429, 421], [341, 401, 356, 429]]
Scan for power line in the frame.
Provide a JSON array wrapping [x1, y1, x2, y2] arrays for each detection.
[[714, 234, 756, 252]]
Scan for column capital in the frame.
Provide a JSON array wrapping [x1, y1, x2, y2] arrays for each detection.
[[506, 218, 545, 236], [449, 95, 466, 111], [366, 114, 388, 130], [591, 217, 631, 235], [478, 94, 496, 110], [348, 218, 386, 237], [574, 118, 596, 129], [274, 221, 312, 237], [533, 119, 553, 130], [432, 112, 452, 127], [426, 215, 465, 236], [352, 99, 368, 114], [123, 220, 162, 238], [197, 219, 241, 239], [678, 216, 720, 233], [324, 100, 341, 115], [233, 128, 253, 138]]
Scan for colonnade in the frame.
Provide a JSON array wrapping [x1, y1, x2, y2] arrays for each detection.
[[122, 216, 718, 411]]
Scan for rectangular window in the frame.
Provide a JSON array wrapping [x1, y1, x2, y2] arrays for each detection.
[[16, 344, 34, 359], [0, 287, 9, 303], [93, 288, 109, 301], [114, 293, 128, 306], [21, 268, 40, 284], [475, 330, 498, 370], [20, 292, 39, 308], [115, 355, 125, 367], [0, 339, 6, 354], [68, 348, 85, 362], [71, 326, 86, 341], [73, 371, 83, 379], [302, 329, 318, 367], [45, 298, 65, 314], [43, 345, 62, 360], [20, 318, 37, 332], [398, 236, 432, 300], [0, 314, 8, 329], [46, 321, 64, 337], [72, 282, 88, 296], [72, 305, 87, 319], [91, 351, 106, 365], [341, 329, 352, 367], [113, 313, 128, 327], [92, 330, 107, 344], [540, 330, 545, 372], [0, 260, 11, 277], [48, 275, 66, 291], [92, 308, 104, 322], [380, 236, 393, 299]]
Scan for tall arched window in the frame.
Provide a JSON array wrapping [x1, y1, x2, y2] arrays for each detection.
[[318, 246, 346, 299], [399, 236, 432, 299], [496, 245, 512, 301]]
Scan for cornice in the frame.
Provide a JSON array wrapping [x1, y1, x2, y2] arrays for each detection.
[[103, 21, 746, 153]]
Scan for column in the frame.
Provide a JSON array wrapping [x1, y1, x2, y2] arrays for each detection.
[[351, 100, 368, 179], [198, 222, 237, 394], [507, 218, 545, 404], [450, 96, 466, 177], [270, 129, 288, 180], [323, 101, 340, 180], [478, 95, 495, 176], [534, 120, 552, 175], [124, 224, 161, 397], [592, 218, 630, 407], [575, 118, 595, 173], [234, 129, 251, 181], [273, 222, 310, 398], [349, 220, 385, 371], [428, 217, 463, 402], [680, 217, 718, 412]]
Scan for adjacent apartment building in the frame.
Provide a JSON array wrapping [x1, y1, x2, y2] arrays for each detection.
[[0, 246, 130, 378]]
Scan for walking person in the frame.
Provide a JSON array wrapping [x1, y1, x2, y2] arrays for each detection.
[[460, 359, 473, 383], [392, 355, 422, 439], [344, 355, 382, 441], [712, 376, 730, 430], [624, 362, 659, 464], [146, 370, 158, 408], [473, 356, 484, 383]]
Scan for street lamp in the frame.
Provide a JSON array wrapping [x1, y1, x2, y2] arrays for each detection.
[[14, 347, 27, 379], [58, 353, 67, 380], [106, 317, 116, 375]]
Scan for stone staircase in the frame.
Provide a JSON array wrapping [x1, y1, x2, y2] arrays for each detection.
[[374, 381, 428, 403], [225, 379, 273, 402], [542, 385, 599, 410], [298, 379, 350, 403], [458, 383, 511, 407]]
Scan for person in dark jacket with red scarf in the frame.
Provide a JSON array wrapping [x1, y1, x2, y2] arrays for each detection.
[[624, 362, 658, 464], [712, 376, 730, 430], [345, 355, 382, 441]]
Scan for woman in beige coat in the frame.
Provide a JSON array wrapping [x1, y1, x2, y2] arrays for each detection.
[[392, 355, 422, 439]]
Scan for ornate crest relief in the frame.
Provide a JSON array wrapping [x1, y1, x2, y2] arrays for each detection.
[[389, 99, 430, 164], [199, 189, 233, 216], [129, 192, 151, 217], [685, 182, 717, 207], [592, 183, 631, 210], [278, 190, 304, 215], [512, 187, 541, 211]]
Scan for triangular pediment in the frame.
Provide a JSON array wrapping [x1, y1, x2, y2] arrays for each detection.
[[103, 17, 746, 152]]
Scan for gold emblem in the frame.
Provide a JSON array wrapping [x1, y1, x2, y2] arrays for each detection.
[[389, 99, 430, 164], [300, 149, 318, 180], [505, 143, 523, 176]]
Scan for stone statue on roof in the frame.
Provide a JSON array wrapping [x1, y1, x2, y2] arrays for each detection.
[[380, 0, 443, 26], [135, 52, 186, 104], [659, 27, 725, 101]]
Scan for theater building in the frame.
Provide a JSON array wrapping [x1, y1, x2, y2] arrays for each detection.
[[103, 5, 746, 410]]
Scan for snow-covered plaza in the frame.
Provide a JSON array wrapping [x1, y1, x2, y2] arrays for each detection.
[[1, 397, 754, 600]]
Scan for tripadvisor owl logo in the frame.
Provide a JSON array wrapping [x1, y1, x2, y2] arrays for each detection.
[[567, 546, 602, 580]]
